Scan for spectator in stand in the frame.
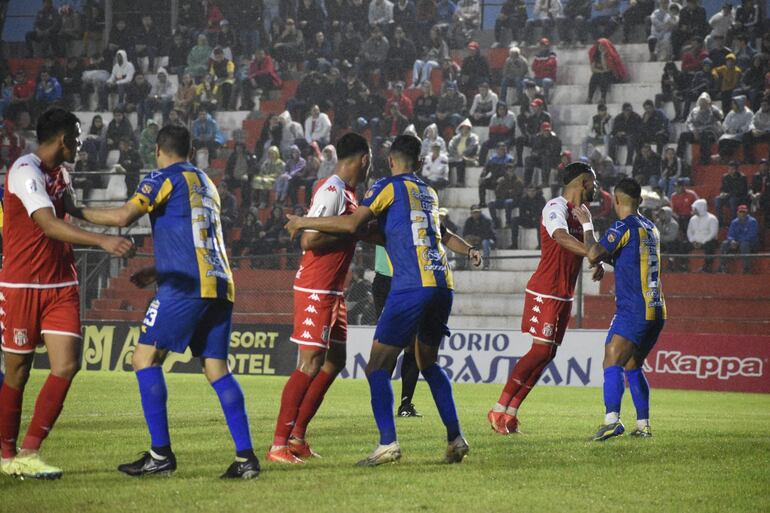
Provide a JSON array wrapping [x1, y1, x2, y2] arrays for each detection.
[[621, 0, 654, 43], [384, 82, 414, 119], [499, 47, 528, 104], [640, 99, 670, 156], [204, 0, 225, 44], [515, 98, 551, 166], [57, 5, 82, 55], [304, 104, 332, 147], [656, 61, 685, 121], [587, 38, 628, 104], [560, 0, 592, 45], [719, 204, 758, 273], [708, 34, 732, 67], [707, 3, 733, 49], [25, 0, 61, 57], [275, 144, 306, 205], [262, 205, 291, 254], [5, 70, 36, 123], [494, 0, 528, 47], [386, 26, 417, 86], [734, 54, 765, 112], [124, 73, 152, 127], [231, 207, 265, 264], [718, 95, 753, 159], [479, 102, 516, 165], [273, 18, 306, 68], [167, 33, 189, 77], [731, 0, 760, 42], [479, 142, 514, 206], [296, 0, 326, 43], [632, 143, 661, 185], [448, 118, 479, 186], [525, 121, 562, 187], [60, 58, 84, 111], [100, 50, 135, 112], [241, 49, 282, 112], [609, 102, 642, 166], [511, 186, 546, 249], [744, 99, 770, 164], [672, 0, 708, 57], [440, 56, 462, 84], [305, 31, 334, 73], [218, 181, 238, 245], [436, 81, 467, 133], [682, 57, 717, 115], [139, 120, 159, 169], [420, 123, 447, 158], [421, 141, 450, 190], [316, 144, 338, 185], [191, 110, 222, 162], [195, 73, 220, 113], [277, 110, 305, 158], [589, 183, 613, 234], [117, 137, 142, 194], [173, 74, 197, 122], [0, 120, 26, 171], [714, 160, 749, 225], [712, 53, 742, 112], [655, 206, 684, 271], [453, 0, 481, 46], [590, 0, 620, 39], [134, 15, 160, 73], [354, 86, 387, 135], [436, 0, 458, 25], [384, 103, 411, 137], [225, 142, 256, 204], [394, 0, 417, 40], [209, 47, 236, 109], [166, 109, 186, 129], [463, 204, 495, 269], [731, 35, 756, 71], [369, 0, 396, 28], [34, 70, 62, 110], [648, 0, 678, 62], [253, 145, 283, 207], [459, 41, 490, 98], [415, 0, 438, 46], [671, 177, 699, 234], [681, 37, 709, 73], [749, 159, 770, 223], [357, 24, 390, 89], [685, 198, 719, 272], [81, 115, 106, 171], [488, 165, 523, 230], [297, 144, 321, 206], [524, 0, 563, 46], [414, 81, 438, 133], [107, 18, 133, 61], [582, 102, 611, 157], [412, 26, 448, 88], [659, 146, 686, 196], [105, 108, 134, 161], [186, 34, 213, 80], [531, 38, 557, 102], [468, 82, 498, 127]]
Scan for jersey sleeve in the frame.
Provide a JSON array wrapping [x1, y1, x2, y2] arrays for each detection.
[[599, 220, 631, 255], [361, 178, 395, 216], [129, 171, 173, 213], [542, 200, 569, 237], [7, 163, 54, 216], [304, 181, 345, 232]]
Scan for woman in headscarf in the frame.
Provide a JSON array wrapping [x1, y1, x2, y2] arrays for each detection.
[[420, 123, 447, 159], [587, 38, 628, 104], [316, 144, 337, 184], [253, 145, 283, 207]]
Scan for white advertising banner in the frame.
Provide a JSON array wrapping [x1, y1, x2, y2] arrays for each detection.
[[340, 327, 608, 388]]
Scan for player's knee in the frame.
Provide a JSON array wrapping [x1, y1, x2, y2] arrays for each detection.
[[4, 362, 32, 389], [51, 358, 80, 380]]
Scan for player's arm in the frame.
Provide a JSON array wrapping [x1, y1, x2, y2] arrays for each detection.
[[69, 199, 147, 228], [442, 226, 482, 267], [31, 207, 133, 256], [572, 204, 609, 265], [287, 205, 374, 238], [300, 230, 352, 251]]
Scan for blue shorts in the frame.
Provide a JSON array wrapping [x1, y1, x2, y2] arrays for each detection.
[[138, 297, 233, 360], [374, 287, 453, 348], [605, 313, 665, 352]]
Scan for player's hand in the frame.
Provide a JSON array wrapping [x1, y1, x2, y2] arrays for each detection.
[[130, 266, 157, 288], [468, 247, 483, 268], [573, 204, 592, 224], [592, 262, 605, 281], [285, 214, 304, 240], [101, 235, 134, 257]]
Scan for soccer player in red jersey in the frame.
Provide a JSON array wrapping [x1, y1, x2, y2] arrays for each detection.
[[267, 133, 373, 464], [488, 162, 604, 434], [0, 109, 133, 479]]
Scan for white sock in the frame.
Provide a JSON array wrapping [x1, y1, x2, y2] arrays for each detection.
[[270, 445, 287, 452], [149, 450, 167, 460], [506, 407, 518, 416], [637, 419, 649, 430], [604, 412, 620, 425], [492, 403, 506, 413]]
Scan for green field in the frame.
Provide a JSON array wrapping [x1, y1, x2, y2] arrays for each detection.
[[2, 371, 769, 513]]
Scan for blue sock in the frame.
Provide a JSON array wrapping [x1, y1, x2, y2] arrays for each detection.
[[211, 373, 253, 454], [136, 366, 171, 451], [421, 364, 462, 442], [367, 369, 397, 445], [625, 368, 650, 420], [0, 370, 4, 389], [603, 365, 625, 416]]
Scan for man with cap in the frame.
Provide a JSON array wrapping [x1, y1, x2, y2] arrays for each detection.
[[459, 41, 491, 98], [671, 177, 699, 237], [488, 162, 604, 434], [718, 204, 758, 273], [462, 205, 496, 270], [515, 98, 551, 166], [608, 102, 642, 166], [524, 121, 562, 187]]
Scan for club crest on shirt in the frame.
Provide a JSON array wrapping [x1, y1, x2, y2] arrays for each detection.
[[607, 232, 616, 243], [364, 189, 374, 199], [13, 328, 28, 347], [141, 183, 153, 194], [542, 323, 554, 338]]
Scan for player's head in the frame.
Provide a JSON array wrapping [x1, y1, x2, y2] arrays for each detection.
[[335, 132, 371, 184], [389, 134, 422, 175], [155, 125, 191, 166], [562, 162, 597, 203], [36, 108, 82, 164], [612, 177, 642, 215]]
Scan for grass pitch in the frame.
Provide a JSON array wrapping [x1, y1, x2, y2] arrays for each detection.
[[2, 371, 769, 513]]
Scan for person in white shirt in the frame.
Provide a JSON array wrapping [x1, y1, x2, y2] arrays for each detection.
[[469, 82, 499, 127], [304, 104, 332, 147], [706, 3, 733, 49], [686, 198, 719, 271], [421, 141, 449, 189], [99, 49, 135, 111]]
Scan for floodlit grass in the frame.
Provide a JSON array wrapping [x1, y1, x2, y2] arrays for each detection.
[[3, 371, 769, 513]]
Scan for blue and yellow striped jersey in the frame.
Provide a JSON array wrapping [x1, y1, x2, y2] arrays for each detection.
[[130, 162, 234, 302], [599, 214, 666, 321], [361, 174, 453, 292]]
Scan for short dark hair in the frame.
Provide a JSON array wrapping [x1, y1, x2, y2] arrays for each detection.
[[336, 132, 370, 160], [390, 134, 422, 170], [36, 108, 80, 144], [562, 162, 595, 185], [614, 177, 642, 200], [156, 125, 191, 158]]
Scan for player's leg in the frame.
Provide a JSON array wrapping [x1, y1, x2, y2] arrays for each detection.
[[0, 352, 33, 474], [593, 331, 637, 441], [624, 319, 664, 438], [397, 340, 422, 417]]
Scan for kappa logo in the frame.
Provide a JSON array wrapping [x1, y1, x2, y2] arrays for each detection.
[[305, 305, 318, 314], [649, 351, 764, 380], [529, 327, 537, 334], [302, 318, 315, 326], [0, 307, 5, 316], [542, 323, 554, 338], [532, 305, 541, 313], [301, 331, 313, 339], [0, 292, 5, 301], [530, 316, 539, 324], [534, 296, 544, 304], [13, 328, 28, 347], [309, 293, 321, 302]]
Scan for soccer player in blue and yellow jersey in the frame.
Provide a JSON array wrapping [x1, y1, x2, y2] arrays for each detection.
[[286, 135, 482, 466], [575, 178, 666, 441], [68, 126, 260, 478]]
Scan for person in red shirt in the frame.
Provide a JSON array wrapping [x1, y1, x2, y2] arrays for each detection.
[[680, 37, 709, 73], [0, 109, 132, 479], [670, 177, 699, 237], [5, 70, 36, 122], [383, 82, 414, 120], [241, 48, 282, 110], [267, 133, 373, 464], [488, 162, 605, 434], [531, 38, 557, 101], [590, 183, 614, 234]]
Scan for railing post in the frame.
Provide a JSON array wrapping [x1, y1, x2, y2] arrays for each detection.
[[576, 264, 584, 329]]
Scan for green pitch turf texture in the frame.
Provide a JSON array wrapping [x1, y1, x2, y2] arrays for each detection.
[[3, 371, 769, 513]]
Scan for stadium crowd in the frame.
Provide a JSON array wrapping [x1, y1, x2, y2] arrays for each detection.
[[0, 0, 768, 276]]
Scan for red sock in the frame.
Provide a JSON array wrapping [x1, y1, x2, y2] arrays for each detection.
[[291, 370, 337, 440], [497, 343, 554, 407], [509, 346, 557, 409], [272, 370, 313, 447], [21, 374, 72, 452], [0, 384, 24, 459]]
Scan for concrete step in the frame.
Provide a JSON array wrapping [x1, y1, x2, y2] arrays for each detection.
[[549, 83, 659, 106], [550, 103, 626, 126], [448, 314, 521, 330], [557, 62, 665, 85], [541, 44, 654, 66]]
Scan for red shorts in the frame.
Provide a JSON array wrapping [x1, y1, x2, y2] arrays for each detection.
[[520, 290, 573, 345], [290, 289, 347, 350], [0, 285, 82, 354]]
